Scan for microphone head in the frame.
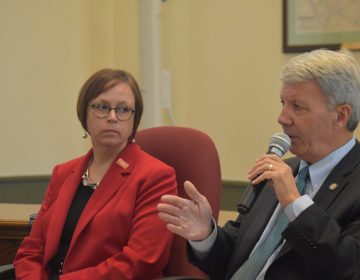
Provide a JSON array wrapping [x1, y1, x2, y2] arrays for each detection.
[[268, 132, 291, 157]]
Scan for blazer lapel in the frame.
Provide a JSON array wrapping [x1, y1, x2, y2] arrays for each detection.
[[67, 144, 138, 253], [44, 152, 92, 263]]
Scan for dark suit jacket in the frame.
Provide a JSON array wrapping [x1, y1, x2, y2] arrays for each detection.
[[14, 143, 177, 280], [190, 142, 360, 280]]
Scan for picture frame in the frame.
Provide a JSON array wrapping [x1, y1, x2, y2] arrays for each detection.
[[283, 0, 360, 53]]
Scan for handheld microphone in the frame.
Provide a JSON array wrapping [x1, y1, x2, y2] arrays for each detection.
[[236, 132, 291, 214]]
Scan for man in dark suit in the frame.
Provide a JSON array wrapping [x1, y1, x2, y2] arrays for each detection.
[[157, 49, 360, 280]]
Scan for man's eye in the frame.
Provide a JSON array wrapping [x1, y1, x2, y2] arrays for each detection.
[[294, 104, 302, 111]]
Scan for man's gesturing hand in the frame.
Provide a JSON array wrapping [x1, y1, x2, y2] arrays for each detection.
[[157, 180, 213, 241]]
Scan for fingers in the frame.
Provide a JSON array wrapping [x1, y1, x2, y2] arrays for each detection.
[[248, 163, 272, 182], [160, 194, 189, 208], [157, 193, 195, 223], [157, 198, 210, 240], [248, 155, 281, 183], [157, 200, 190, 236], [159, 181, 205, 207], [184, 180, 206, 203], [157, 180, 214, 241], [158, 210, 181, 225], [157, 202, 177, 216], [248, 155, 295, 187], [157, 211, 194, 239]]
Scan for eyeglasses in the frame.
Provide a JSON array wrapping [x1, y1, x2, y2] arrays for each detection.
[[88, 103, 135, 121]]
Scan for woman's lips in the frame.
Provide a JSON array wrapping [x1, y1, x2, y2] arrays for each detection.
[[103, 129, 118, 134]]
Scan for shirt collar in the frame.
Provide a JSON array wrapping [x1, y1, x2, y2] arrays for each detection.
[[298, 137, 356, 193]]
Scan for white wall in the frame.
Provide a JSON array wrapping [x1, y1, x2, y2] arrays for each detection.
[[0, 0, 139, 176], [1, 0, 360, 182], [160, 0, 360, 180]]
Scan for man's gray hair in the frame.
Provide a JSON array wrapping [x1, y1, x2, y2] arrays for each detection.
[[281, 49, 360, 131]]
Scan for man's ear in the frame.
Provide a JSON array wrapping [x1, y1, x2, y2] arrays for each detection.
[[334, 104, 352, 128]]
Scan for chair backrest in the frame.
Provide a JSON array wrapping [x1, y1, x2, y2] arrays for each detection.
[[136, 126, 222, 279]]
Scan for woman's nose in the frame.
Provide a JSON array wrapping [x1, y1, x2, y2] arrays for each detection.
[[107, 108, 118, 121]]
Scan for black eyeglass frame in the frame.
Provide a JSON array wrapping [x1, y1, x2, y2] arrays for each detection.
[[88, 103, 136, 121]]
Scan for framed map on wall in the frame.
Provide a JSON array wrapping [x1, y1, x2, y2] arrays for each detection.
[[283, 0, 360, 53]]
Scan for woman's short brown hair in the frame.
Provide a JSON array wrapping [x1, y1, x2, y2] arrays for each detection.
[[77, 69, 143, 141]]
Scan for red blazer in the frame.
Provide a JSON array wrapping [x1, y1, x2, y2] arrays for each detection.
[[14, 143, 177, 280]]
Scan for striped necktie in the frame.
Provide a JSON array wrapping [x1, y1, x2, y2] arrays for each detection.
[[231, 165, 310, 280]]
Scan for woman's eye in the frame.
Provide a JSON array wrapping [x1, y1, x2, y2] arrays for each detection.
[[117, 107, 130, 113], [99, 104, 110, 110]]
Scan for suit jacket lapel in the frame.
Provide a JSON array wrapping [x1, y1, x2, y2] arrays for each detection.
[[278, 141, 360, 258], [313, 142, 360, 209], [227, 157, 300, 276], [229, 185, 278, 271]]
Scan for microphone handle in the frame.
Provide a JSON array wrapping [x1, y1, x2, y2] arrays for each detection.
[[236, 148, 278, 215], [237, 181, 266, 214]]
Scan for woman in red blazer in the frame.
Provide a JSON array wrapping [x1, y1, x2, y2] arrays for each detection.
[[14, 69, 177, 280]]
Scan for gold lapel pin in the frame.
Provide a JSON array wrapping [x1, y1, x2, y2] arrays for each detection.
[[117, 158, 129, 169], [328, 183, 338, 191]]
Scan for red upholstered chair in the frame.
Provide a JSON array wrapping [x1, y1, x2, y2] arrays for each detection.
[[135, 126, 222, 279]]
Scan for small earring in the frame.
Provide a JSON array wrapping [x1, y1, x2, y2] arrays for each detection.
[[82, 132, 88, 139], [131, 138, 135, 143]]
